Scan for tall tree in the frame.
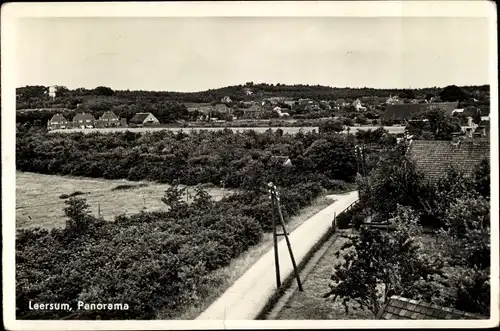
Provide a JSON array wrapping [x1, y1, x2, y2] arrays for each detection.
[[439, 85, 468, 102]]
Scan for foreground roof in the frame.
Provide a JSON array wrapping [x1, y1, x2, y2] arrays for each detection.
[[407, 139, 490, 183], [377, 296, 486, 320]]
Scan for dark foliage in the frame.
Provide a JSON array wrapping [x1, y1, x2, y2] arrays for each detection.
[[111, 184, 149, 191], [16, 129, 358, 190]]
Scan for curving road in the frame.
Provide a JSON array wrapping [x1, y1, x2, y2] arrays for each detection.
[[196, 190, 359, 321]]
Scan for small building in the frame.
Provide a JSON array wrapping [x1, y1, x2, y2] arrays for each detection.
[[47, 113, 69, 130], [48, 86, 57, 99], [221, 96, 232, 104], [474, 120, 490, 139], [214, 103, 231, 114], [243, 104, 266, 119], [129, 112, 160, 127], [460, 116, 477, 135], [120, 118, 128, 127], [352, 99, 367, 111], [377, 296, 485, 320], [386, 95, 402, 105], [73, 112, 95, 129], [97, 111, 120, 127]]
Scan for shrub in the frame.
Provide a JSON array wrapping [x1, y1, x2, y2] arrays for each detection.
[[335, 209, 353, 229], [111, 183, 148, 191]]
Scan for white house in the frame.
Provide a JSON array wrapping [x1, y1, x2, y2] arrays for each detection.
[[48, 86, 57, 99], [352, 99, 367, 111]]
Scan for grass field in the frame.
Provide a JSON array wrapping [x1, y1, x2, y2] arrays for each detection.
[[16, 172, 233, 229]]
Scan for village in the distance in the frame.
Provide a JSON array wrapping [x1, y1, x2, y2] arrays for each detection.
[[14, 81, 492, 322]]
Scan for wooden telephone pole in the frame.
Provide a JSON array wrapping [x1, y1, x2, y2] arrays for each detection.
[[268, 182, 303, 292]]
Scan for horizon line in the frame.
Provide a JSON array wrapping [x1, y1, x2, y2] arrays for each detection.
[[15, 82, 491, 94]]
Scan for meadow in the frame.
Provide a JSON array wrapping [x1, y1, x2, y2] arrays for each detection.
[[16, 172, 232, 229]]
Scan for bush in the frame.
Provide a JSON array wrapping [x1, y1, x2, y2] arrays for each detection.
[[335, 209, 353, 229], [111, 183, 148, 191], [16, 194, 264, 319], [68, 191, 87, 198]]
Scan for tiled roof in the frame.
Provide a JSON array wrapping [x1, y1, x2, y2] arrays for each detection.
[[130, 112, 155, 123], [73, 113, 95, 122], [407, 139, 490, 183], [214, 104, 230, 112], [49, 113, 68, 123], [100, 111, 119, 120], [377, 296, 486, 320], [382, 102, 459, 121], [246, 104, 265, 112]]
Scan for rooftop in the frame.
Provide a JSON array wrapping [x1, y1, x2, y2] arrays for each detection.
[[377, 296, 486, 320], [73, 113, 95, 121], [130, 112, 154, 123], [382, 102, 459, 122], [407, 139, 490, 183]]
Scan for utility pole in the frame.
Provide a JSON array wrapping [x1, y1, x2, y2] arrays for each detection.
[[268, 182, 303, 292]]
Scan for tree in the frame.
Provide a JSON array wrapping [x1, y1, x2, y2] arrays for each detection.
[[472, 107, 482, 125], [355, 114, 368, 125], [63, 197, 102, 235], [324, 205, 445, 316], [92, 86, 114, 96], [436, 194, 491, 316], [474, 159, 490, 199], [357, 150, 428, 219], [439, 85, 468, 102], [319, 119, 343, 133], [420, 109, 462, 140], [398, 89, 415, 99]]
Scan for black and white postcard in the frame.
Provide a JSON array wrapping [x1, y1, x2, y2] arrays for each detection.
[[2, 1, 498, 330]]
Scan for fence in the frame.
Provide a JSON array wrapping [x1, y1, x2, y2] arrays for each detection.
[[332, 198, 359, 230]]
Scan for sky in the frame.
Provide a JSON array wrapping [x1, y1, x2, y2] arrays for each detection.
[[16, 16, 490, 92]]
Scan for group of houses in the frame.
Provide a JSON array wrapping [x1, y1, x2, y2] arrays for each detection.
[[186, 94, 481, 122], [47, 111, 160, 130]]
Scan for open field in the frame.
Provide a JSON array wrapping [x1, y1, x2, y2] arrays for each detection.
[[16, 172, 233, 229]]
